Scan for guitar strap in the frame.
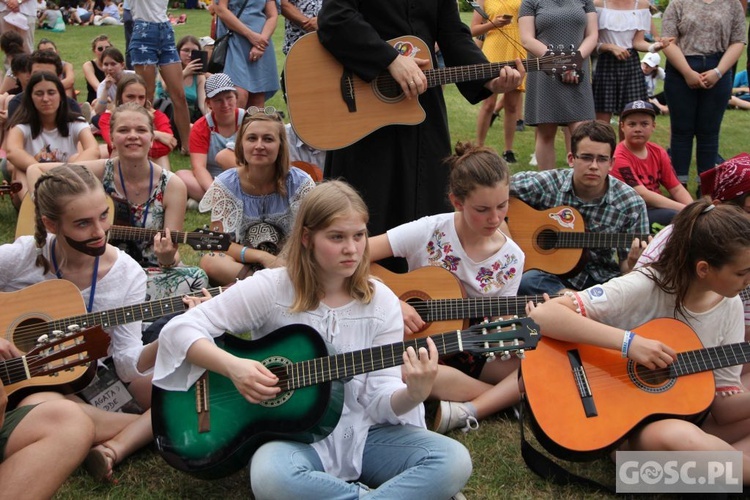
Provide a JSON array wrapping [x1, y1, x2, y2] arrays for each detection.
[[518, 395, 615, 494]]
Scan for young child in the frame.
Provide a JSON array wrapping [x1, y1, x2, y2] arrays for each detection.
[[640, 52, 668, 114], [611, 100, 693, 232], [154, 181, 472, 498], [369, 142, 525, 433], [528, 199, 750, 480]]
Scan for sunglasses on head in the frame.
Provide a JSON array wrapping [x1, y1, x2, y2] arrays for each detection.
[[96, 46, 111, 52], [245, 106, 283, 122]]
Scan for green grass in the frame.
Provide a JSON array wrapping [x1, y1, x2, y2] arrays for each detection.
[[7, 9, 749, 499]]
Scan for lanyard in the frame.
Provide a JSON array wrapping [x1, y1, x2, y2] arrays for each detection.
[[118, 160, 154, 228], [50, 238, 100, 314]]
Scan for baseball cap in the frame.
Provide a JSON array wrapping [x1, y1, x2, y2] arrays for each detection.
[[641, 52, 661, 68], [620, 100, 656, 121], [205, 73, 236, 99], [199, 36, 215, 49], [5, 12, 29, 31], [699, 153, 750, 202]]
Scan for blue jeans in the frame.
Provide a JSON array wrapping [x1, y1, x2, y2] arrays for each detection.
[[249, 425, 472, 500], [130, 20, 180, 67], [518, 269, 598, 296], [664, 53, 732, 183], [123, 8, 133, 69]]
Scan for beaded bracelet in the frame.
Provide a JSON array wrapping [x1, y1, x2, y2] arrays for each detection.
[[621, 330, 635, 358], [240, 246, 248, 264], [563, 290, 584, 315]]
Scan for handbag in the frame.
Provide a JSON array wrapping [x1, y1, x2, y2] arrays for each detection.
[[207, 0, 251, 74]]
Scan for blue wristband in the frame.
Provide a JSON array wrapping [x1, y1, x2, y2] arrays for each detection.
[[240, 246, 248, 264], [621, 330, 635, 358]]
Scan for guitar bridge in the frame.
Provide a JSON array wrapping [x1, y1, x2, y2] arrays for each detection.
[[567, 349, 597, 418], [195, 372, 210, 433], [340, 70, 356, 113]]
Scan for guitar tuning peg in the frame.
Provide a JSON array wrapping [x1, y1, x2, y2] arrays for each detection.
[[500, 351, 512, 361], [52, 329, 64, 339], [486, 353, 496, 362], [67, 324, 80, 333], [37, 334, 50, 344], [547, 44, 554, 50], [569, 44, 575, 50], [556, 44, 564, 51], [515, 349, 526, 359]]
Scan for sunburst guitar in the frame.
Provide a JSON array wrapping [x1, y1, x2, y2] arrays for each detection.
[[285, 33, 582, 150]]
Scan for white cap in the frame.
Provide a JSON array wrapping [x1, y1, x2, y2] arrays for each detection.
[[5, 12, 29, 31], [199, 36, 215, 49], [641, 52, 661, 68]]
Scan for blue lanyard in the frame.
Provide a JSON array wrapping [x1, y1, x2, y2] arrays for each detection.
[[50, 238, 100, 314], [118, 160, 154, 228]]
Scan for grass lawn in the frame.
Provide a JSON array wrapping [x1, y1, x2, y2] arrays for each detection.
[[3, 8, 748, 499]]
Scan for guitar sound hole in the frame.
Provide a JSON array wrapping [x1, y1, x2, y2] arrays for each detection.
[[629, 362, 676, 394], [14, 318, 48, 352], [372, 75, 404, 103], [535, 229, 559, 251]]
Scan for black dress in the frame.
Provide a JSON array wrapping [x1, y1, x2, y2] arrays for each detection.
[[317, 0, 493, 238]]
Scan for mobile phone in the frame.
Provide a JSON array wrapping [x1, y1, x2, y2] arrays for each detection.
[[502, 14, 514, 20], [191, 50, 208, 73], [469, 1, 490, 20]]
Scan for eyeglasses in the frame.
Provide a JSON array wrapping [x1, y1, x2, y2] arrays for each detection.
[[574, 154, 612, 165], [96, 46, 111, 52], [245, 106, 283, 122]]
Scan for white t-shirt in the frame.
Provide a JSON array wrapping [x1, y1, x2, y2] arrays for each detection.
[[154, 267, 424, 481], [0, 235, 148, 382], [387, 212, 525, 297], [576, 269, 744, 394], [16, 121, 89, 164], [96, 70, 136, 108], [129, 0, 168, 22]]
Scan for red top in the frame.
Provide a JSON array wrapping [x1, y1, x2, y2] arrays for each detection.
[[99, 109, 174, 159], [612, 142, 681, 194]]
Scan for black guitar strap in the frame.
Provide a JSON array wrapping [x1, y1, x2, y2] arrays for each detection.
[[518, 396, 616, 494]]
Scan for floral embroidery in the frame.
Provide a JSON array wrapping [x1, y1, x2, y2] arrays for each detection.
[[426, 230, 461, 271], [475, 253, 519, 293]]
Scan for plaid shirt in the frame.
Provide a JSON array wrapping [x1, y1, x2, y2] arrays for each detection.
[[510, 169, 649, 290]]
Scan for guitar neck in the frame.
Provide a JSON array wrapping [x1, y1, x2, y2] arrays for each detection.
[[673, 342, 750, 378], [424, 58, 540, 88], [45, 287, 225, 333], [274, 331, 463, 391], [109, 226, 191, 245], [553, 233, 650, 249], [416, 294, 546, 322], [0, 357, 29, 385]]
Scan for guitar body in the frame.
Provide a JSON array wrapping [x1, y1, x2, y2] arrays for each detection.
[[371, 264, 467, 338], [0, 280, 95, 405], [285, 33, 429, 150], [152, 325, 344, 480], [507, 198, 585, 275], [521, 318, 715, 461]]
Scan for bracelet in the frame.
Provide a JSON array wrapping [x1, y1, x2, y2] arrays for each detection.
[[647, 43, 659, 53], [159, 258, 177, 268], [240, 246, 248, 264], [621, 330, 635, 358], [714, 67, 723, 79], [563, 290, 583, 315]]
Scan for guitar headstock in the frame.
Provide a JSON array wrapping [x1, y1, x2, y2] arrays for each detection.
[[536, 49, 583, 77], [0, 182, 21, 197], [26, 325, 110, 377], [461, 317, 540, 359], [186, 227, 233, 252]]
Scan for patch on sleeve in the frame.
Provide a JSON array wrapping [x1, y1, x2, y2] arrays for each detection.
[[586, 285, 608, 303]]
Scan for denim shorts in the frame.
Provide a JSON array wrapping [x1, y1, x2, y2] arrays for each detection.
[[130, 20, 180, 66]]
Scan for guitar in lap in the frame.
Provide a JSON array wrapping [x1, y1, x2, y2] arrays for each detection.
[[507, 198, 650, 275], [152, 318, 540, 479], [285, 33, 582, 150]]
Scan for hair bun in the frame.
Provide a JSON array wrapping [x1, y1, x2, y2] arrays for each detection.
[[453, 140, 477, 157]]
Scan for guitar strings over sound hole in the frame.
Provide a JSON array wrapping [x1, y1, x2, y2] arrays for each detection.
[[629, 361, 676, 394], [535, 229, 559, 251], [14, 318, 47, 352], [261, 356, 293, 407], [373, 75, 405, 103]]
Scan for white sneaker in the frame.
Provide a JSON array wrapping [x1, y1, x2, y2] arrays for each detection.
[[186, 199, 199, 211], [80, 102, 92, 123], [529, 153, 538, 166], [433, 401, 479, 434]]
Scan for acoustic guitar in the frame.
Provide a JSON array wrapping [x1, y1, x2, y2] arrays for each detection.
[[0, 182, 21, 197], [506, 198, 650, 275], [1, 280, 225, 405], [285, 33, 582, 150], [1, 325, 109, 394], [152, 317, 540, 479], [371, 264, 544, 338], [521, 317, 750, 461], [107, 226, 232, 252]]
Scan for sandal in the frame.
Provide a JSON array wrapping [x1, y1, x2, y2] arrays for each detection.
[[84, 443, 118, 483]]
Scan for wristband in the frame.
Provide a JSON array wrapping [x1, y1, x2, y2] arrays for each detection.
[[159, 258, 177, 268], [621, 330, 635, 358], [647, 43, 657, 53], [240, 246, 248, 264], [714, 67, 723, 79]]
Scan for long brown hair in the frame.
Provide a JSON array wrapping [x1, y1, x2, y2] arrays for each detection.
[[649, 199, 750, 317], [445, 140, 509, 201], [33, 164, 104, 274], [284, 181, 373, 312]]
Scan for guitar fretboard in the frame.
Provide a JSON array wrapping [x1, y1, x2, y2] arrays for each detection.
[[415, 294, 545, 322], [548, 232, 650, 249], [0, 357, 27, 386], [109, 226, 194, 244], [424, 55, 578, 88], [671, 342, 750, 378]]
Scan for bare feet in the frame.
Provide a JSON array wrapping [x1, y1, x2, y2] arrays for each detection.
[[84, 443, 118, 482]]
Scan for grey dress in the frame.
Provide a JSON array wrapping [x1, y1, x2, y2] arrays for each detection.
[[519, 0, 596, 125]]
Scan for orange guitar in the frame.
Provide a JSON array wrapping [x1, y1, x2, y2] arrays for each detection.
[[520, 318, 747, 461], [285, 33, 582, 150], [371, 264, 544, 338], [506, 198, 649, 275]]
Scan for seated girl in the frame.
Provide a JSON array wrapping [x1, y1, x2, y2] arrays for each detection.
[[370, 142, 525, 433]]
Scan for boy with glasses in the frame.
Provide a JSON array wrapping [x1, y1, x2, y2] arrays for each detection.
[[510, 120, 649, 295]]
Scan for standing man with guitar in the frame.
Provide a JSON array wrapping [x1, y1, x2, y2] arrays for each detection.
[[509, 120, 649, 296], [316, 0, 524, 267]]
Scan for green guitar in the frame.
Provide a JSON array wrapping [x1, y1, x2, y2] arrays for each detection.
[[152, 317, 540, 479]]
